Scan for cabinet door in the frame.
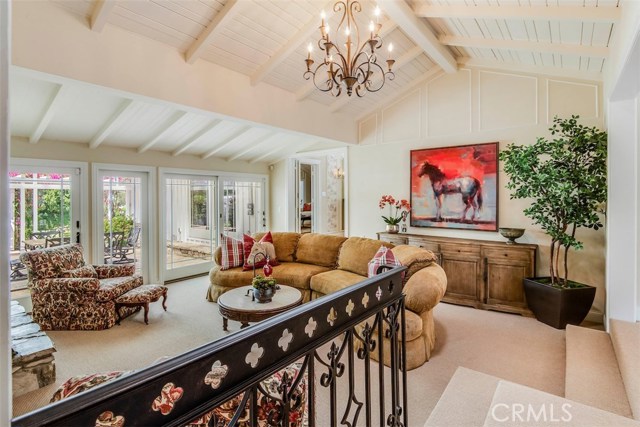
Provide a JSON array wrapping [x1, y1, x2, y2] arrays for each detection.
[[484, 248, 534, 311], [441, 252, 483, 305]]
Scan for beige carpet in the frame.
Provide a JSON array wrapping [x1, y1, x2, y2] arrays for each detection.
[[13, 277, 566, 425]]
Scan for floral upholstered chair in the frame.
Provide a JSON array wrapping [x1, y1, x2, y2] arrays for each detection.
[[20, 244, 143, 330]]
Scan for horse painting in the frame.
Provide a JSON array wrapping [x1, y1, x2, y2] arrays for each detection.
[[417, 161, 483, 223]]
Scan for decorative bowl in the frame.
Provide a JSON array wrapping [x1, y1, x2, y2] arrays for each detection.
[[498, 228, 525, 244]]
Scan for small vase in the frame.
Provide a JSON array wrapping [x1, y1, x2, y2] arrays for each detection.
[[263, 261, 273, 277], [386, 224, 400, 234], [253, 287, 276, 303]]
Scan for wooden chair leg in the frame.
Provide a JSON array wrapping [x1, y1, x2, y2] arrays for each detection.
[[143, 303, 150, 325], [161, 290, 167, 311]]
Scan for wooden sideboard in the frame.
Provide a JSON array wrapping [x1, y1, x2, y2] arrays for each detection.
[[377, 232, 537, 316]]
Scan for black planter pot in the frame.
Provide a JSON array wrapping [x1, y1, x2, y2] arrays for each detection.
[[523, 278, 596, 329]]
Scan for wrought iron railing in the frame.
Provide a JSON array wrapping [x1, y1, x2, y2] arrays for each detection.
[[12, 266, 408, 427]]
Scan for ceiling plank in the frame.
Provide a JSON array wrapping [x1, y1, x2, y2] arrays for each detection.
[[89, 99, 136, 149], [29, 84, 68, 144], [441, 36, 609, 57], [201, 126, 251, 159], [415, 4, 620, 23], [378, 0, 457, 73], [457, 57, 602, 81], [268, 141, 321, 164], [137, 111, 189, 153], [356, 66, 444, 122], [185, 0, 242, 64], [172, 119, 223, 157], [251, 1, 334, 86], [329, 46, 424, 113], [249, 143, 291, 164], [296, 21, 399, 102], [90, 0, 116, 32], [226, 132, 278, 162]]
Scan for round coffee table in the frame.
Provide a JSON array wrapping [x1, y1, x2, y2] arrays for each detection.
[[217, 285, 303, 331]]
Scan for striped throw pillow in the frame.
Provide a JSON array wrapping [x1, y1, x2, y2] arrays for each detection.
[[220, 235, 244, 270], [368, 246, 403, 277]]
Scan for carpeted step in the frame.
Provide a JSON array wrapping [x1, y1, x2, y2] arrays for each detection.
[[425, 367, 500, 427], [565, 324, 632, 418], [610, 319, 640, 420], [483, 381, 640, 427]]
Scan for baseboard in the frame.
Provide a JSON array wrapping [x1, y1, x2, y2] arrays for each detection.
[[585, 308, 604, 324]]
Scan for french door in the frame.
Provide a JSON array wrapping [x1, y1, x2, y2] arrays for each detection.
[[93, 165, 155, 283], [163, 174, 218, 281], [220, 177, 266, 240], [160, 170, 266, 282], [8, 160, 87, 291]]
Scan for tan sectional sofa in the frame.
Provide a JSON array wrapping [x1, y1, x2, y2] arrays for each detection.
[[208, 232, 447, 369]]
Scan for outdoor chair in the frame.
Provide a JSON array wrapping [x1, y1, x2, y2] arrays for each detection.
[[111, 225, 141, 264], [20, 244, 143, 330]]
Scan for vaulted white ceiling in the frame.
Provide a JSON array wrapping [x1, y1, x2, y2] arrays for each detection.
[[10, 0, 620, 161]]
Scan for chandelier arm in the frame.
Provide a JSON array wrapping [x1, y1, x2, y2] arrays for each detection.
[[356, 61, 387, 93], [334, 1, 347, 35], [348, 1, 361, 57], [305, 62, 335, 93]]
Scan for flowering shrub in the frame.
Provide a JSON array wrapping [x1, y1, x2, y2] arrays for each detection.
[[379, 195, 411, 225]]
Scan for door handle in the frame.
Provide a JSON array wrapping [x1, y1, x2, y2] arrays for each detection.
[[76, 232, 81, 244]]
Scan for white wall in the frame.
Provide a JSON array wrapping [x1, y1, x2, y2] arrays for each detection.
[[604, 0, 640, 324], [354, 67, 606, 315], [269, 159, 288, 232]]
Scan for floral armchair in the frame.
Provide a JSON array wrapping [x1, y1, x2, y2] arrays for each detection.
[[20, 244, 143, 330]]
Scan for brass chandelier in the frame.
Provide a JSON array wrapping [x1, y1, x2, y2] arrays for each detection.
[[304, 1, 395, 97]]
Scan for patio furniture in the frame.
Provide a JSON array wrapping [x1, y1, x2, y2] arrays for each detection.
[[104, 231, 125, 263], [115, 284, 168, 325], [20, 244, 144, 330], [111, 225, 141, 264], [10, 258, 27, 281]]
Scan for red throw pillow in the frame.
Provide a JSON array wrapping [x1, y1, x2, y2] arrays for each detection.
[[242, 232, 279, 271], [368, 246, 403, 278], [220, 235, 244, 270], [302, 203, 311, 211]]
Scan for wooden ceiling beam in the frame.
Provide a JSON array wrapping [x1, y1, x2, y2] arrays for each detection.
[[201, 126, 250, 159], [29, 84, 68, 144], [251, 1, 334, 86], [137, 111, 189, 154], [90, 0, 116, 32], [172, 119, 222, 157], [415, 4, 620, 23], [185, 0, 242, 64], [378, 0, 457, 73], [89, 99, 136, 149], [295, 21, 399, 102], [329, 46, 423, 113], [441, 35, 609, 58]]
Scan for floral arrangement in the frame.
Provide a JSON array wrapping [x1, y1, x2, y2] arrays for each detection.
[[251, 274, 278, 290], [379, 195, 411, 225]]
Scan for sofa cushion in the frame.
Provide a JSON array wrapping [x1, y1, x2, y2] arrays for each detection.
[[295, 233, 347, 268], [310, 269, 365, 296], [254, 232, 301, 263], [270, 263, 331, 290], [391, 245, 437, 283], [209, 266, 255, 289], [96, 275, 143, 302], [338, 237, 394, 277]]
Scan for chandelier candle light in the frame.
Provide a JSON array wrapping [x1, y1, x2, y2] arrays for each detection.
[[304, 1, 395, 97]]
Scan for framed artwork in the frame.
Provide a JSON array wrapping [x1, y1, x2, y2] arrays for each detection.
[[410, 142, 498, 231]]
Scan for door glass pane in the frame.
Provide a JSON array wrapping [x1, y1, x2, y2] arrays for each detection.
[[9, 172, 72, 291], [165, 177, 216, 271], [102, 176, 142, 275], [222, 179, 264, 239]]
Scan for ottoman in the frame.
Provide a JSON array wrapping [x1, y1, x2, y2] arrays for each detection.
[[115, 284, 168, 325]]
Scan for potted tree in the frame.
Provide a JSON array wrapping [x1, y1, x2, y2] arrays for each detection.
[[499, 116, 607, 329]]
